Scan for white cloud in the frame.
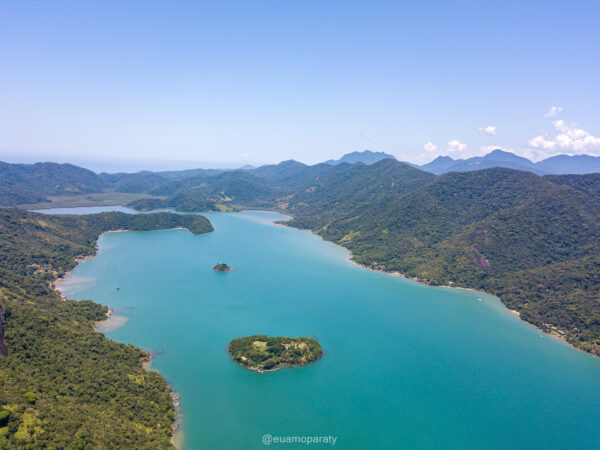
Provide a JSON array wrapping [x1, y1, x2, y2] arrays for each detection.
[[242, 152, 251, 158], [447, 140, 467, 153], [478, 125, 497, 136], [423, 142, 437, 152], [544, 106, 563, 118], [528, 135, 555, 149], [528, 120, 600, 154]]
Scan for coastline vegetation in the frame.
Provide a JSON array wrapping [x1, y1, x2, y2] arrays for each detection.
[[0, 208, 213, 447], [3, 157, 600, 356], [295, 169, 600, 355], [228, 335, 323, 371], [18, 192, 163, 210]]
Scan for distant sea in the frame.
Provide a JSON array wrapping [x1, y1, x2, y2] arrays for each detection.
[[45, 207, 600, 449]]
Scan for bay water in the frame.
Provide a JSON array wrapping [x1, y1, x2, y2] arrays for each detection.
[[46, 207, 600, 449]]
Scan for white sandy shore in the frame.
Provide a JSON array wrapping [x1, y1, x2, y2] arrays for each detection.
[[95, 314, 128, 333]]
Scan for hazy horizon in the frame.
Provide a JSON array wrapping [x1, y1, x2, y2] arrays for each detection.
[[2, 1, 599, 169], [2, 146, 600, 174]]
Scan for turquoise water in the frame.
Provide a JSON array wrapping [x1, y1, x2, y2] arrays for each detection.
[[50, 208, 600, 449]]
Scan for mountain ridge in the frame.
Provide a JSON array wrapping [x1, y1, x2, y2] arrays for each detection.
[[419, 149, 600, 175], [325, 150, 397, 165]]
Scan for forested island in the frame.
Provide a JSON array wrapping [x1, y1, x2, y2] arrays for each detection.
[[228, 335, 323, 371], [0, 208, 212, 448], [213, 263, 232, 272]]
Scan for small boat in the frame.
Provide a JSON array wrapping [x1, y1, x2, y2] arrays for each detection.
[[477, 298, 482, 302], [116, 286, 120, 290]]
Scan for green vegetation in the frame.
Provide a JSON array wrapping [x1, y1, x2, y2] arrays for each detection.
[[19, 192, 163, 210], [544, 173, 600, 197], [213, 263, 231, 272], [128, 192, 221, 212], [228, 335, 323, 370], [0, 162, 107, 206], [4, 156, 600, 358], [0, 208, 213, 448], [293, 168, 600, 355], [285, 158, 435, 229], [128, 172, 280, 211]]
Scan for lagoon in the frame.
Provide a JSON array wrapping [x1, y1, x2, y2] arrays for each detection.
[[50, 208, 600, 449]]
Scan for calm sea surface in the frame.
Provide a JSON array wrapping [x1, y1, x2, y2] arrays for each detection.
[[42, 207, 600, 449]]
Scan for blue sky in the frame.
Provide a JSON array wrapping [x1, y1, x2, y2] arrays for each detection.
[[1, 1, 599, 171]]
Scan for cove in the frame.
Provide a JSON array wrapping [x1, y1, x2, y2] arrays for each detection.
[[47, 207, 600, 449]]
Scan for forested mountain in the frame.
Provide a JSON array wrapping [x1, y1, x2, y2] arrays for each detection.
[[3, 150, 600, 207], [292, 168, 600, 355], [0, 162, 107, 205], [125, 161, 353, 212], [169, 170, 277, 204], [544, 173, 600, 196], [285, 159, 435, 229], [127, 159, 433, 216], [248, 160, 346, 190], [128, 171, 280, 212], [100, 171, 170, 194], [0, 208, 212, 447]]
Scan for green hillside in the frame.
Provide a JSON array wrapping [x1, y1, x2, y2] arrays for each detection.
[[544, 173, 600, 196], [0, 162, 107, 206], [285, 159, 435, 229], [0, 209, 212, 448], [3, 158, 600, 357], [295, 169, 600, 355]]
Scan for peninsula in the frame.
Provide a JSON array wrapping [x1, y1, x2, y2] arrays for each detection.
[[228, 335, 323, 371], [0, 208, 213, 448]]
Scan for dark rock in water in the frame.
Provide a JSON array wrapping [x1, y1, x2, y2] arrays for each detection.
[[213, 263, 232, 272]]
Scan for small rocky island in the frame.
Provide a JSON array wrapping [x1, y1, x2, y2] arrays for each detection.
[[213, 263, 232, 272], [228, 335, 323, 371]]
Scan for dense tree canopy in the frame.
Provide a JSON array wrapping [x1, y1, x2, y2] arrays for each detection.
[[0, 209, 212, 448], [228, 335, 323, 370]]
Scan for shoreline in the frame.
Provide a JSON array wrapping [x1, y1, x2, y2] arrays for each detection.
[[227, 346, 323, 373], [342, 255, 588, 353], [50, 229, 182, 446], [55, 205, 597, 360], [169, 387, 182, 445], [273, 216, 593, 358], [104, 226, 188, 234], [342, 245, 591, 356], [229, 357, 315, 373]]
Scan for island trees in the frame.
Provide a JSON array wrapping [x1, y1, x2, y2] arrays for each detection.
[[228, 335, 323, 371]]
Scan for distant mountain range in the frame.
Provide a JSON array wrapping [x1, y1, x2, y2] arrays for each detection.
[[419, 149, 600, 175], [2, 149, 600, 207], [325, 150, 396, 165]]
